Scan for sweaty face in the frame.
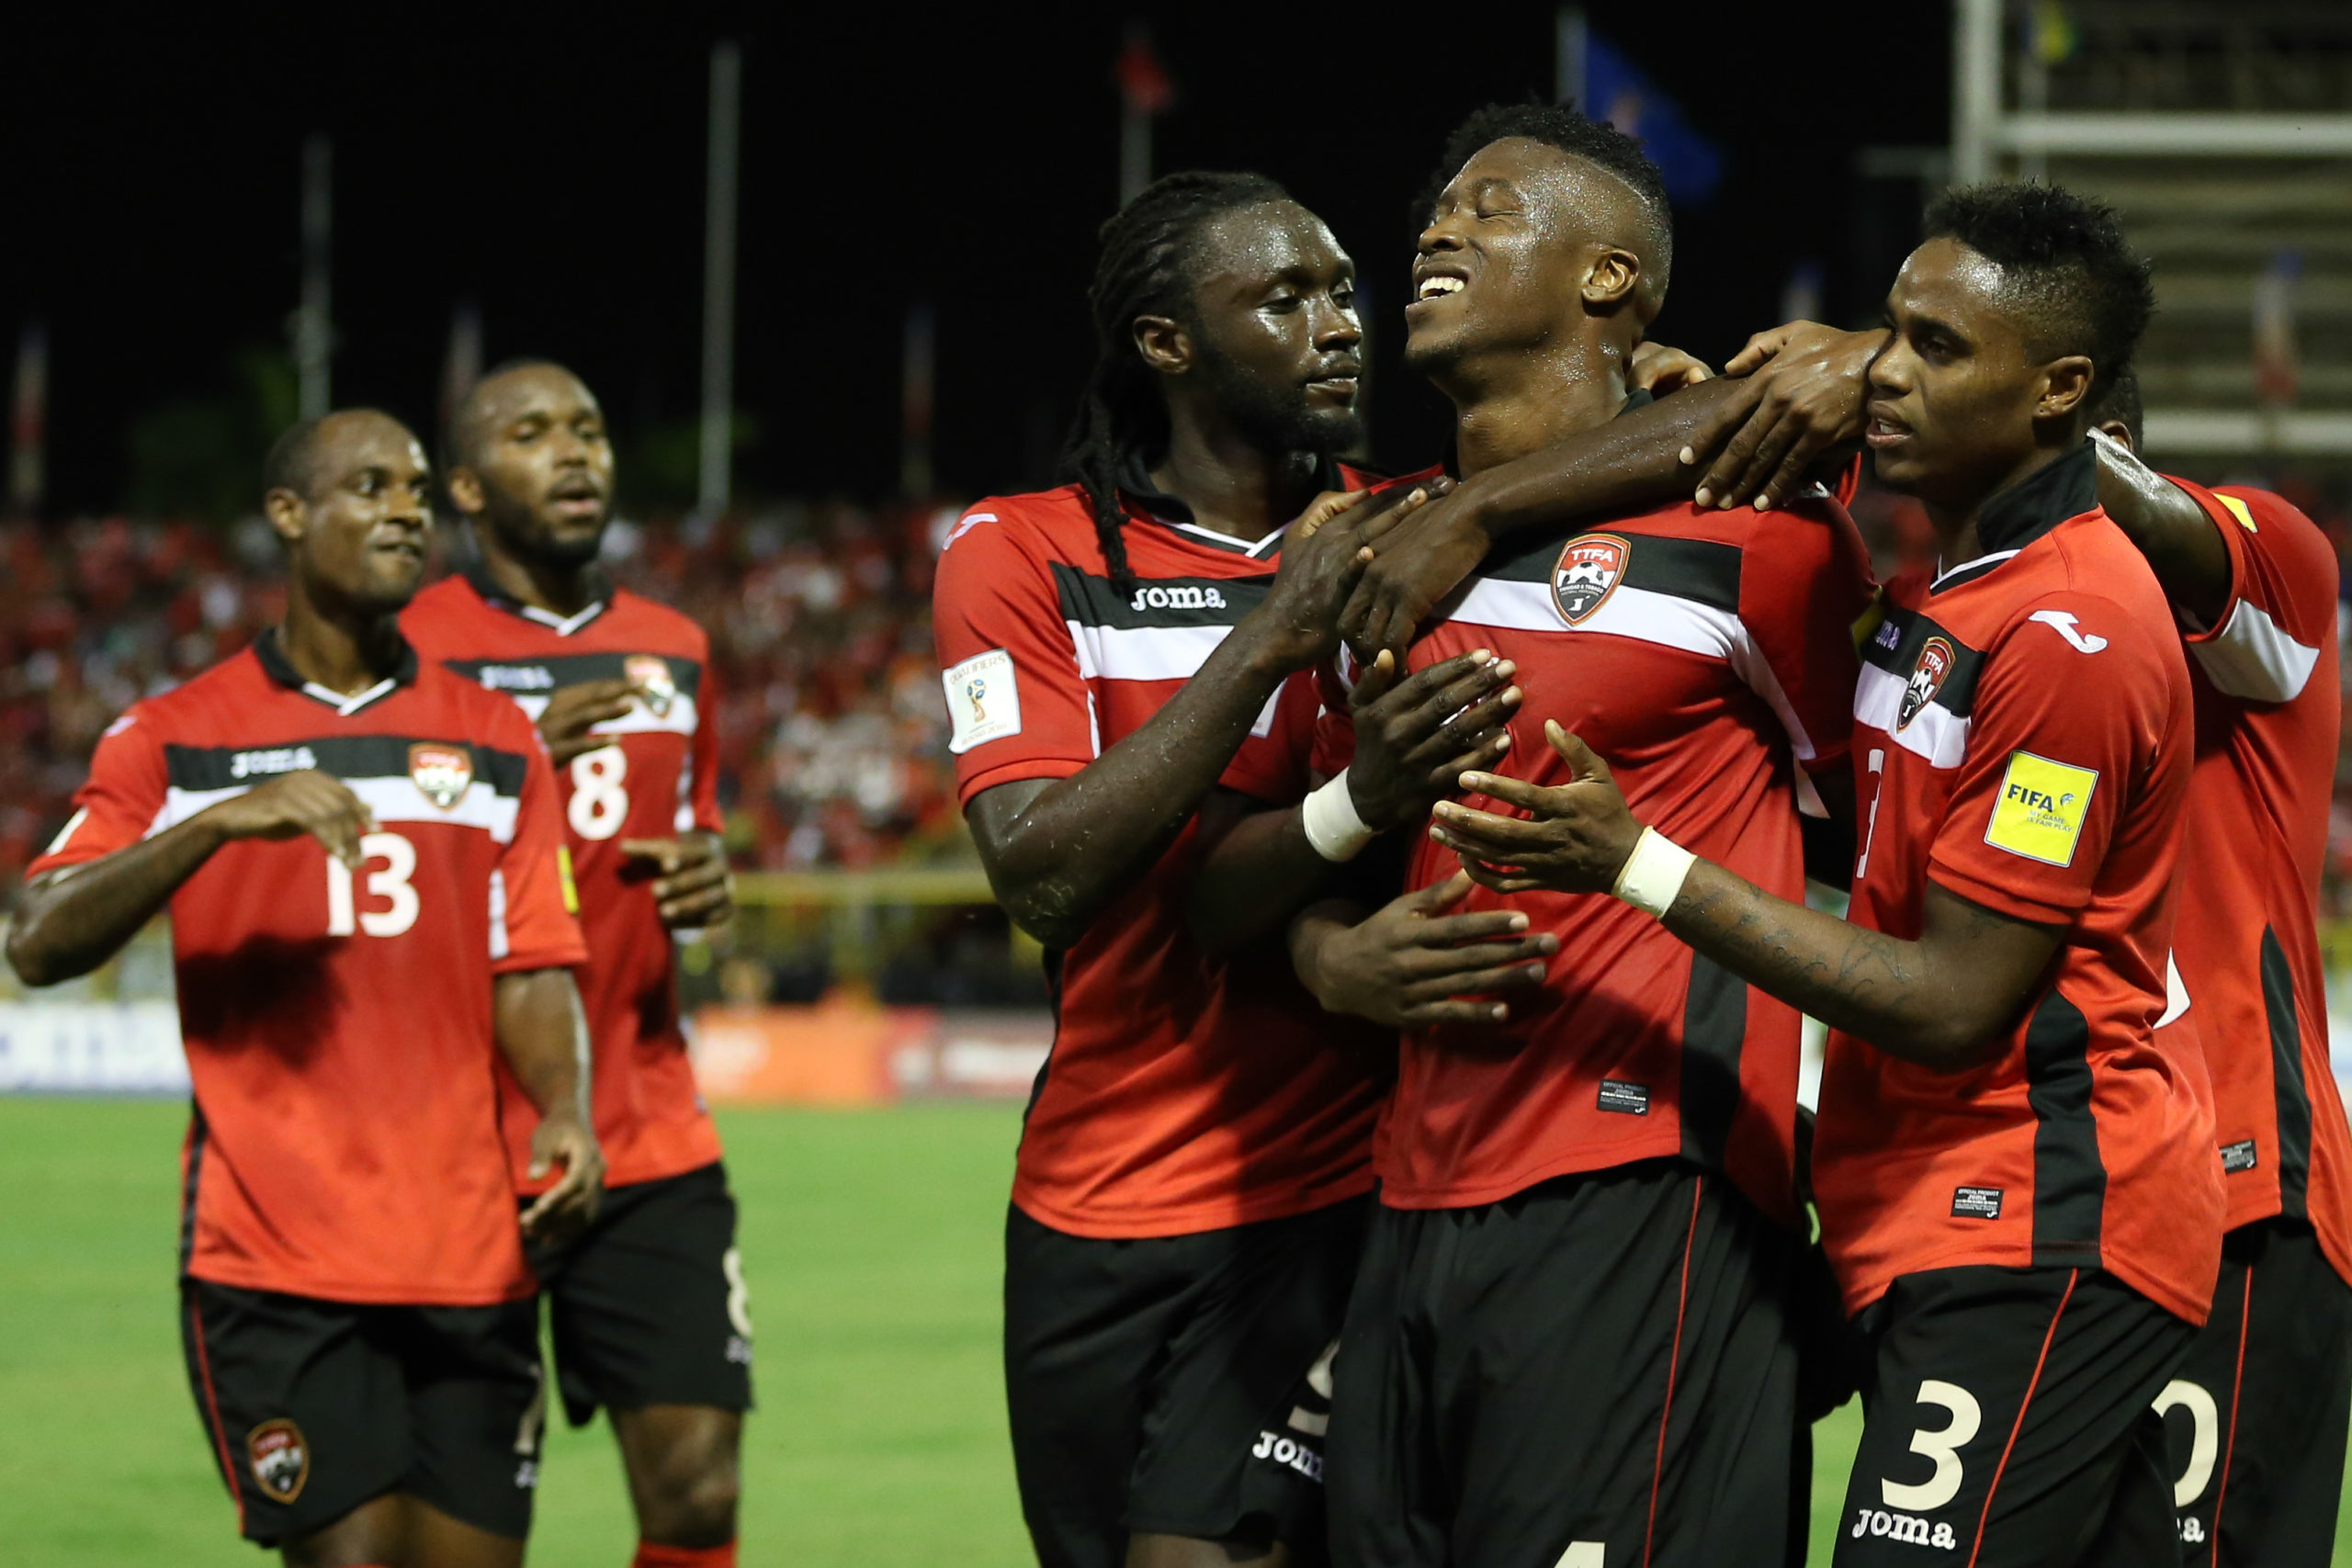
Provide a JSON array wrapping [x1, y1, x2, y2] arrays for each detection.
[[458, 367, 615, 567], [1867, 237, 2063, 506], [283, 413, 433, 611], [1177, 201, 1365, 454], [1405, 138, 1628, 379]]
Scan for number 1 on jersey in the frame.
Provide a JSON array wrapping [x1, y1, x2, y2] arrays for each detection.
[[569, 745, 629, 840]]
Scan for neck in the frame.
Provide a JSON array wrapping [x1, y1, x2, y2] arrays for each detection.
[[1923, 439, 2074, 569], [1442, 334, 1629, 479], [280, 581, 403, 695], [1148, 404, 1325, 543], [473, 519, 602, 617]]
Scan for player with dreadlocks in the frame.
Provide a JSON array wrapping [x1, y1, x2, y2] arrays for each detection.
[[931, 171, 1523, 1568]]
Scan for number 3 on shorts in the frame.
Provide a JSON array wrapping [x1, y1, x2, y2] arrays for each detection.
[[1883, 1379, 1982, 1511]]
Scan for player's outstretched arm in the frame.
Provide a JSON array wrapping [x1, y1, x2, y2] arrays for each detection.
[[1184, 648, 1517, 955], [6, 771, 372, 987], [2088, 429, 2232, 631], [1430, 723, 2061, 1071], [1287, 872, 1556, 1030], [967, 491, 1394, 951], [493, 966, 605, 1243]]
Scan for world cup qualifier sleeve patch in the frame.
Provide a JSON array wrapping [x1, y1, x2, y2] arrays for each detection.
[[944, 649, 1022, 753], [1983, 750, 2098, 867]]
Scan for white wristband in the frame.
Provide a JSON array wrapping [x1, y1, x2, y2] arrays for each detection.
[[1301, 769, 1377, 863], [1611, 826, 1696, 919]]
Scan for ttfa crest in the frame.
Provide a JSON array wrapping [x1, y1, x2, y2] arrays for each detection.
[[409, 743, 474, 810], [626, 654, 678, 717], [1899, 637, 1955, 730], [1552, 534, 1631, 624]]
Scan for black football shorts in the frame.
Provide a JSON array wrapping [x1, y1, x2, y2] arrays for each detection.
[[1833, 1264, 2195, 1567], [2160, 1217, 2352, 1565], [1328, 1158, 1801, 1568], [180, 1278, 544, 1546], [523, 1159, 753, 1427], [1003, 1193, 1369, 1568]]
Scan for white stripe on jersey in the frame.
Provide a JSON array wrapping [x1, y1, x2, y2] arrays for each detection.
[[152, 776, 522, 843], [2157, 952, 2191, 1028], [1855, 663, 1972, 768], [1065, 618, 1228, 684], [1447, 579, 1820, 760], [488, 868, 510, 960], [501, 690, 701, 740], [2191, 597, 2321, 704]]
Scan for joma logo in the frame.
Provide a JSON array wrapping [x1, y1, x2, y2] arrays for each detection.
[[1131, 584, 1227, 612]]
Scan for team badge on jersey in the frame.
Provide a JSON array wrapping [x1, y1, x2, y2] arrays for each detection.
[[1552, 533, 1630, 624], [246, 1418, 310, 1503], [1898, 637, 1956, 730], [626, 654, 677, 717], [409, 743, 475, 810]]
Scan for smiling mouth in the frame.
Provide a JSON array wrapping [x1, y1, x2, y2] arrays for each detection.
[[1864, 412, 1912, 448], [1415, 275, 1465, 302]]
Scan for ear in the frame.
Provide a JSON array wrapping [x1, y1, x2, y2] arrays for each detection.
[[2038, 355, 2095, 422], [446, 465, 485, 516], [1132, 314, 1193, 377], [1580, 247, 1643, 311], [262, 489, 307, 546], [2093, 419, 2135, 454]]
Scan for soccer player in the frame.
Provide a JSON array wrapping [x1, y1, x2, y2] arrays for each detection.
[[1429, 185, 2225, 1563], [402, 360, 748, 1568], [1279, 104, 1875, 1568], [5, 409, 599, 1567], [931, 170, 1521, 1568]]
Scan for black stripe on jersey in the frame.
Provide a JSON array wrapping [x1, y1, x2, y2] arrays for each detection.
[[1476, 528, 1742, 615], [178, 1101, 209, 1274], [1679, 953, 1748, 1171], [2023, 988, 2107, 1266], [2262, 926, 2313, 1221], [1860, 602, 1991, 718], [162, 737, 531, 795], [1050, 562, 1272, 630], [438, 651, 702, 698]]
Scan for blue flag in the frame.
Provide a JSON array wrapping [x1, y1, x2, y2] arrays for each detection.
[[1584, 32, 1723, 207]]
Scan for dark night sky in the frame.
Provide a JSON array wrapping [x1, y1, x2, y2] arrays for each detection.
[[1, 4, 1948, 517]]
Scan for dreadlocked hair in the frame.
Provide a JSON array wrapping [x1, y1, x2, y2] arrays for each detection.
[[1058, 169, 1292, 592]]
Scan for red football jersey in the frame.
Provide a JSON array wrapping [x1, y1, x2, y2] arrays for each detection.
[[1314, 485, 1874, 1224], [1814, 446, 2224, 1325], [403, 570, 726, 1191], [932, 472, 1389, 1239], [2156, 478, 2352, 1282], [29, 632, 587, 1305]]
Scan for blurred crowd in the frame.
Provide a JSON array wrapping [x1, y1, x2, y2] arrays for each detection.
[[8, 472, 2352, 912]]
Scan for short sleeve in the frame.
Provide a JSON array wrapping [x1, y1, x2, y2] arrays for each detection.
[[1736, 496, 1876, 773], [932, 508, 1100, 807], [2169, 479, 2340, 704], [491, 707, 590, 973], [687, 659, 725, 836], [28, 709, 168, 876], [1927, 593, 2177, 924]]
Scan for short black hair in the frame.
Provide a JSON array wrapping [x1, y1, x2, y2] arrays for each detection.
[[1423, 100, 1674, 295], [2086, 365, 2143, 448], [445, 357, 582, 470], [1922, 182, 2155, 403], [262, 408, 408, 502], [1057, 170, 1294, 592]]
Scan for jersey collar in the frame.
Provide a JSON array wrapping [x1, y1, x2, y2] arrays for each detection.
[[1114, 452, 1354, 560], [463, 561, 612, 636], [253, 626, 418, 716], [1931, 441, 2098, 593]]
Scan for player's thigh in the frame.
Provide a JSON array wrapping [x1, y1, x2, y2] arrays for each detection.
[[1326, 1203, 1445, 1568], [401, 1493, 527, 1568], [1445, 1164, 1795, 1568], [1833, 1266, 2192, 1568], [608, 1403, 743, 1532], [538, 1163, 754, 1428], [393, 1298, 547, 1545], [1003, 1203, 1198, 1568], [2208, 1221, 2352, 1566], [181, 1280, 410, 1549], [1129, 1196, 1368, 1555]]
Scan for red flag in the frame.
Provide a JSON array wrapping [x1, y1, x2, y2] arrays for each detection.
[[1114, 29, 1173, 116]]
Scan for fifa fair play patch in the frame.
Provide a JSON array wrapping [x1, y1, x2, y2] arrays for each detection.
[[1984, 750, 2098, 867]]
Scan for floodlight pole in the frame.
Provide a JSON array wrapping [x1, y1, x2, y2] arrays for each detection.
[[8, 321, 44, 516], [699, 40, 743, 521], [1555, 6, 1587, 107], [297, 136, 333, 421], [1951, 0, 2001, 184]]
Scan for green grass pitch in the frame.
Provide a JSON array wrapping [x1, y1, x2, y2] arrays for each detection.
[[0, 1099, 2343, 1565]]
